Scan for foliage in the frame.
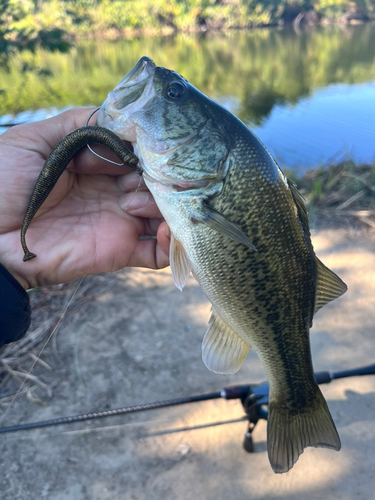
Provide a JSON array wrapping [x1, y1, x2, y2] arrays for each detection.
[[1, 0, 374, 45], [314, 0, 351, 18], [0, 0, 73, 59]]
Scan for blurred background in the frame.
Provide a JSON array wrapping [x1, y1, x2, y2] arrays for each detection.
[[1, 0, 375, 170]]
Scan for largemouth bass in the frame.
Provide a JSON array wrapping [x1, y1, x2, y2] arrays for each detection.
[[97, 56, 347, 473]]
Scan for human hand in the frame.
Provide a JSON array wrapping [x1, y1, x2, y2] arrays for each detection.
[[0, 108, 170, 290]]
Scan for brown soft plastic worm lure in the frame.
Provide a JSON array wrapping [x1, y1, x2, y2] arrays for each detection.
[[21, 125, 140, 262]]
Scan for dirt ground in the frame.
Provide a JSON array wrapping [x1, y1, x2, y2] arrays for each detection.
[[0, 225, 374, 500]]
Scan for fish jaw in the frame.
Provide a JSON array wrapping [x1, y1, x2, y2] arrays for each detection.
[[97, 56, 157, 142]]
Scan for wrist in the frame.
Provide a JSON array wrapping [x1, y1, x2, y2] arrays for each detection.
[[0, 262, 32, 347], [0, 263, 30, 290], [9, 270, 30, 290]]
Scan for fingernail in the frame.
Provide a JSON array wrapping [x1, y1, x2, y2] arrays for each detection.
[[119, 192, 149, 211], [118, 172, 143, 191]]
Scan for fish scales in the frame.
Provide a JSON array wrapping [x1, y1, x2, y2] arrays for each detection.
[[181, 118, 318, 407]]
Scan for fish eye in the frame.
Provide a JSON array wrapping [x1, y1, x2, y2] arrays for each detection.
[[166, 81, 186, 99]]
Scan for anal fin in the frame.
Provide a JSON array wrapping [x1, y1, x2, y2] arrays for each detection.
[[202, 310, 250, 374]]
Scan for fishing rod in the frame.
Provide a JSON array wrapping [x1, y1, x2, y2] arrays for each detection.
[[1, 363, 374, 452]]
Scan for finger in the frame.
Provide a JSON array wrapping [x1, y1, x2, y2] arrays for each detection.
[[117, 171, 147, 192], [119, 191, 164, 219], [127, 237, 170, 269], [157, 221, 171, 257], [7, 107, 96, 156], [144, 218, 164, 236], [125, 221, 170, 269]]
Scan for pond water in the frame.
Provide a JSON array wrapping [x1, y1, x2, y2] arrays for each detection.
[[1, 24, 374, 171]]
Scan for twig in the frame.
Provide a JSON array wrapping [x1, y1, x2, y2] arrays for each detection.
[[336, 190, 365, 210]]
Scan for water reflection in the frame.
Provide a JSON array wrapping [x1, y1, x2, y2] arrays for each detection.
[[252, 82, 375, 170], [0, 24, 374, 168]]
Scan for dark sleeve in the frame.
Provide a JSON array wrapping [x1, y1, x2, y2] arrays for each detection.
[[0, 263, 31, 349]]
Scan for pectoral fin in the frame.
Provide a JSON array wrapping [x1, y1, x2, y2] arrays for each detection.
[[202, 310, 250, 374], [170, 234, 192, 291], [199, 204, 257, 251], [314, 257, 347, 314]]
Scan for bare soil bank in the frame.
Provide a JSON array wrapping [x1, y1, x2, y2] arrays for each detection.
[[0, 225, 374, 499]]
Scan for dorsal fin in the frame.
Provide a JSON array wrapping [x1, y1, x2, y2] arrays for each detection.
[[314, 258, 347, 314], [287, 178, 310, 233]]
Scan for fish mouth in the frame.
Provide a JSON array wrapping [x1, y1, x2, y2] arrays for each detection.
[[112, 56, 156, 110], [118, 55, 155, 87], [96, 56, 156, 135]]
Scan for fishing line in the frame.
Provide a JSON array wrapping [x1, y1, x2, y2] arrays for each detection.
[[122, 174, 143, 213]]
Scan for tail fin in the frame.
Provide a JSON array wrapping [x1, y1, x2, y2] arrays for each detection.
[[267, 387, 341, 474]]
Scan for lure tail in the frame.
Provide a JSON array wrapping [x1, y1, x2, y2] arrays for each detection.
[[267, 386, 341, 473]]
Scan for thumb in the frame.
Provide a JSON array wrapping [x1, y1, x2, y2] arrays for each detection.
[[156, 222, 171, 259]]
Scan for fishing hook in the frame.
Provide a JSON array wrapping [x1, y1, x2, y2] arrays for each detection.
[[85, 107, 127, 167]]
